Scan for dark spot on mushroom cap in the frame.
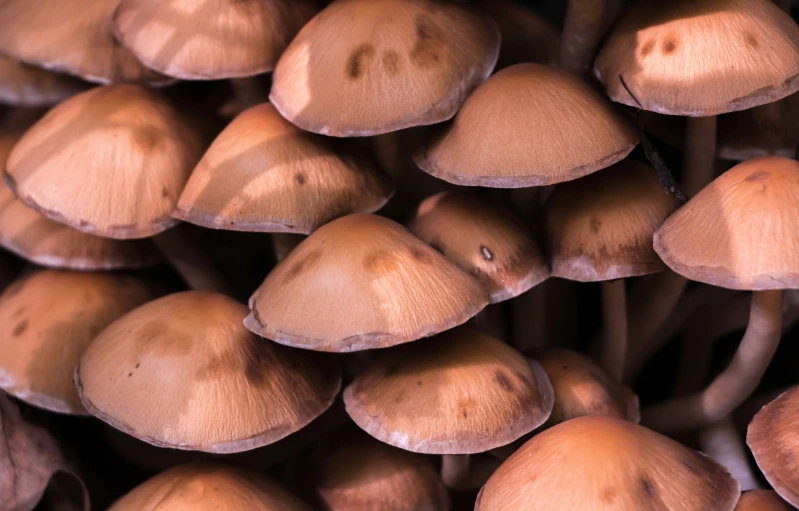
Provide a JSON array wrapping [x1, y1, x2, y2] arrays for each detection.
[[590, 217, 601, 233], [283, 249, 323, 283], [134, 320, 192, 357], [11, 307, 25, 319], [410, 14, 445, 69], [128, 372, 133, 377], [410, 247, 427, 260], [745, 171, 769, 181], [161, 186, 169, 198], [480, 245, 493, 261], [347, 43, 375, 79], [662, 39, 677, 54], [640, 477, 656, 497], [462, 409, 468, 418], [382, 51, 400, 75], [12, 320, 28, 337], [494, 371, 515, 392], [135, 363, 140, 368], [295, 174, 305, 185], [417, 380, 423, 386], [640, 41, 655, 57], [132, 126, 163, 149], [745, 33, 758, 48], [393, 389, 406, 404]]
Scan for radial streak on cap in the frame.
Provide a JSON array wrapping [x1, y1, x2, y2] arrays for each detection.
[[734, 490, 794, 510], [0, 55, 88, 106]]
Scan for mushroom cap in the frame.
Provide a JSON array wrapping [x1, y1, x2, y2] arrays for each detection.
[[532, 348, 640, 426], [478, 0, 560, 69], [476, 416, 740, 511], [76, 291, 341, 453], [0, 270, 156, 415], [270, 0, 500, 137], [343, 328, 554, 454], [5, 84, 207, 240], [717, 93, 799, 161], [175, 103, 393, 234], [246, 214, 489, 352], [654, 156, 799, 290], [414, 63, 638, 188], [735, 490, 794, 511], [747, 385, 799, 508], [318, 434, 450, 511], [0, 0, 168, 85], [408, 191, 548, 303], [0, 55, 88, 106], [545, 159, 680, 282], [112, 0, 319, 80], [594, 0, 799, 116], [108, 462, 312, 511]]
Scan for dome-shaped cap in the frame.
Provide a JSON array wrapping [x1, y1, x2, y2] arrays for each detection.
[[318, 433, 450, 511], [654, 156, 799, 290], [270, 0, 500, 137], [344, 328, 554, 454], [545, 159, 680, 282], [476, 416, 739, 511], [747, 386, 799, 507], [175, 103, 393, 234], [77, 291, 341, 453], [5, 84, 207, 239], [718, 93, 799, 161], [246, 214, 489, 352], [112, 0, 319, 80], [408, 191, 548, 303], [0, 55, 88, 106], [735, 490, 793, 511], [0, 270, 156, 414], [414, 63, 638, 187], [594, 0, 799, 116], [108, 462, 312, 511], [0, 0, 168, 85], [478, 0, 559, 69]]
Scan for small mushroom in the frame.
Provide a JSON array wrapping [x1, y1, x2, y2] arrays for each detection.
[[0, 55, 87, 106], [735, 490, 794, 511]]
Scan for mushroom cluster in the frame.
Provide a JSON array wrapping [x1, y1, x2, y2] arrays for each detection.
[[1, 0, 799, 510]]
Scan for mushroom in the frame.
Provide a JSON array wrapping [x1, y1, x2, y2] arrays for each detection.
[[544, 159, 680, 380], [414, 63, 638, 187], [718, 92, 799, 161], [642, 157, 799, 432], [475, 416, 740, 511], [0, 55, 87, 107], [735, 490, 794, 511], [0, 270, 157, 415], [76, 291, 341, 453], [477, 0, 560, 69], [245, 214, 489, 352], [270, 0, 500, 136]]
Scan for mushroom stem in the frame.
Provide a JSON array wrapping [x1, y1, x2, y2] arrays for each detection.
[[272, 233, 305, 262], [600, 279, 627, 381], [699, 418, 761, 491], [513, 285, 548, 349], [560, 0, 608, 74], [440, 454, 502, 491], [229, 77, 267, 110], [642, 290, 783, 432], [682, 116, 717, 198], [153, 227, 233, 295]]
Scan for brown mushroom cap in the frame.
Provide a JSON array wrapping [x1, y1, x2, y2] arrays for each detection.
[[175, 103, 393, 234], [246, 214, 489, 352], [318, 433, 450, 511], [5, 84, 207, 240], [408, 191, 548, 303], [747, 386, 799, 507], [478, 0, 560, 69], [476, 416, 740, 511], [594, 0, 799, 116], [545, 159, 680, 282], [76, 291, 341, 453], [0, 270, 156, 414], [654, 156, 799, 290], [735, 490, 794, 511], [270, 0, 500, 137], [0, 0, 168, 85], [414, 63, 638, 188], [717, 92, 799, 161], [112, 0, 319, 80], [108, 462, 312, 511], [0, 55, 88, 106], [344, 328, 554, 454]]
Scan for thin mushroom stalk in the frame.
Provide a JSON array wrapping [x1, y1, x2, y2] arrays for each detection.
[[440, 454, 502, 491], [153, 227, 233, 295], [699, 418, 761, 492], [600, 279, 627, 381], [560, 0, 608, 74], [229, 77, 266, 111]]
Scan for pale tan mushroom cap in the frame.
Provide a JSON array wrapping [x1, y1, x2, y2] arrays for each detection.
[[476, 416, 739, 511], [270, 0, 500, 137], [112, 0, 319, 80], [0, 270, 156, 415], [654, 156, 799, 290], [735, 490, 794, 511], [718, 92, 799, 161], [595, 0, 799, 116], [77, 291, 341, 453], [108, 462, 312, 511], [408, 191, 548, 303], [5, 84, 207, 240], [414, 63, 638, 187], [246, 214, 489, 352], [344, 328, 554, 454], [175, 103, 393, 233], [545, 159, 680, 282], [0, 55, 88, 106]]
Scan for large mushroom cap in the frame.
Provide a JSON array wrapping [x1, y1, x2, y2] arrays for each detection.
[[545, 159, 680, 282], [414, 63, 638, 188], [717, 93, 799, 161], [735, 490, 794, 511], [408, 191, 548, 303], [246, 214, 489, 352], [5, 84, 207, 240], [594, 0, 799, 116], [0, 270, 156, 415], [270, 0, 500, 137], [476, 416, 739, 511], [344, 328, 554, 454], [0, 55, 88, 106], [77, 291, 341, 453], [108, 462, 312, 511], [0, 0, 168, 85], [175, 103, 393, 234], [747, 386, 799, 507], [654, 156, 799, 290], [318, 433, 450, 511], [112, 0, 319, 80]]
